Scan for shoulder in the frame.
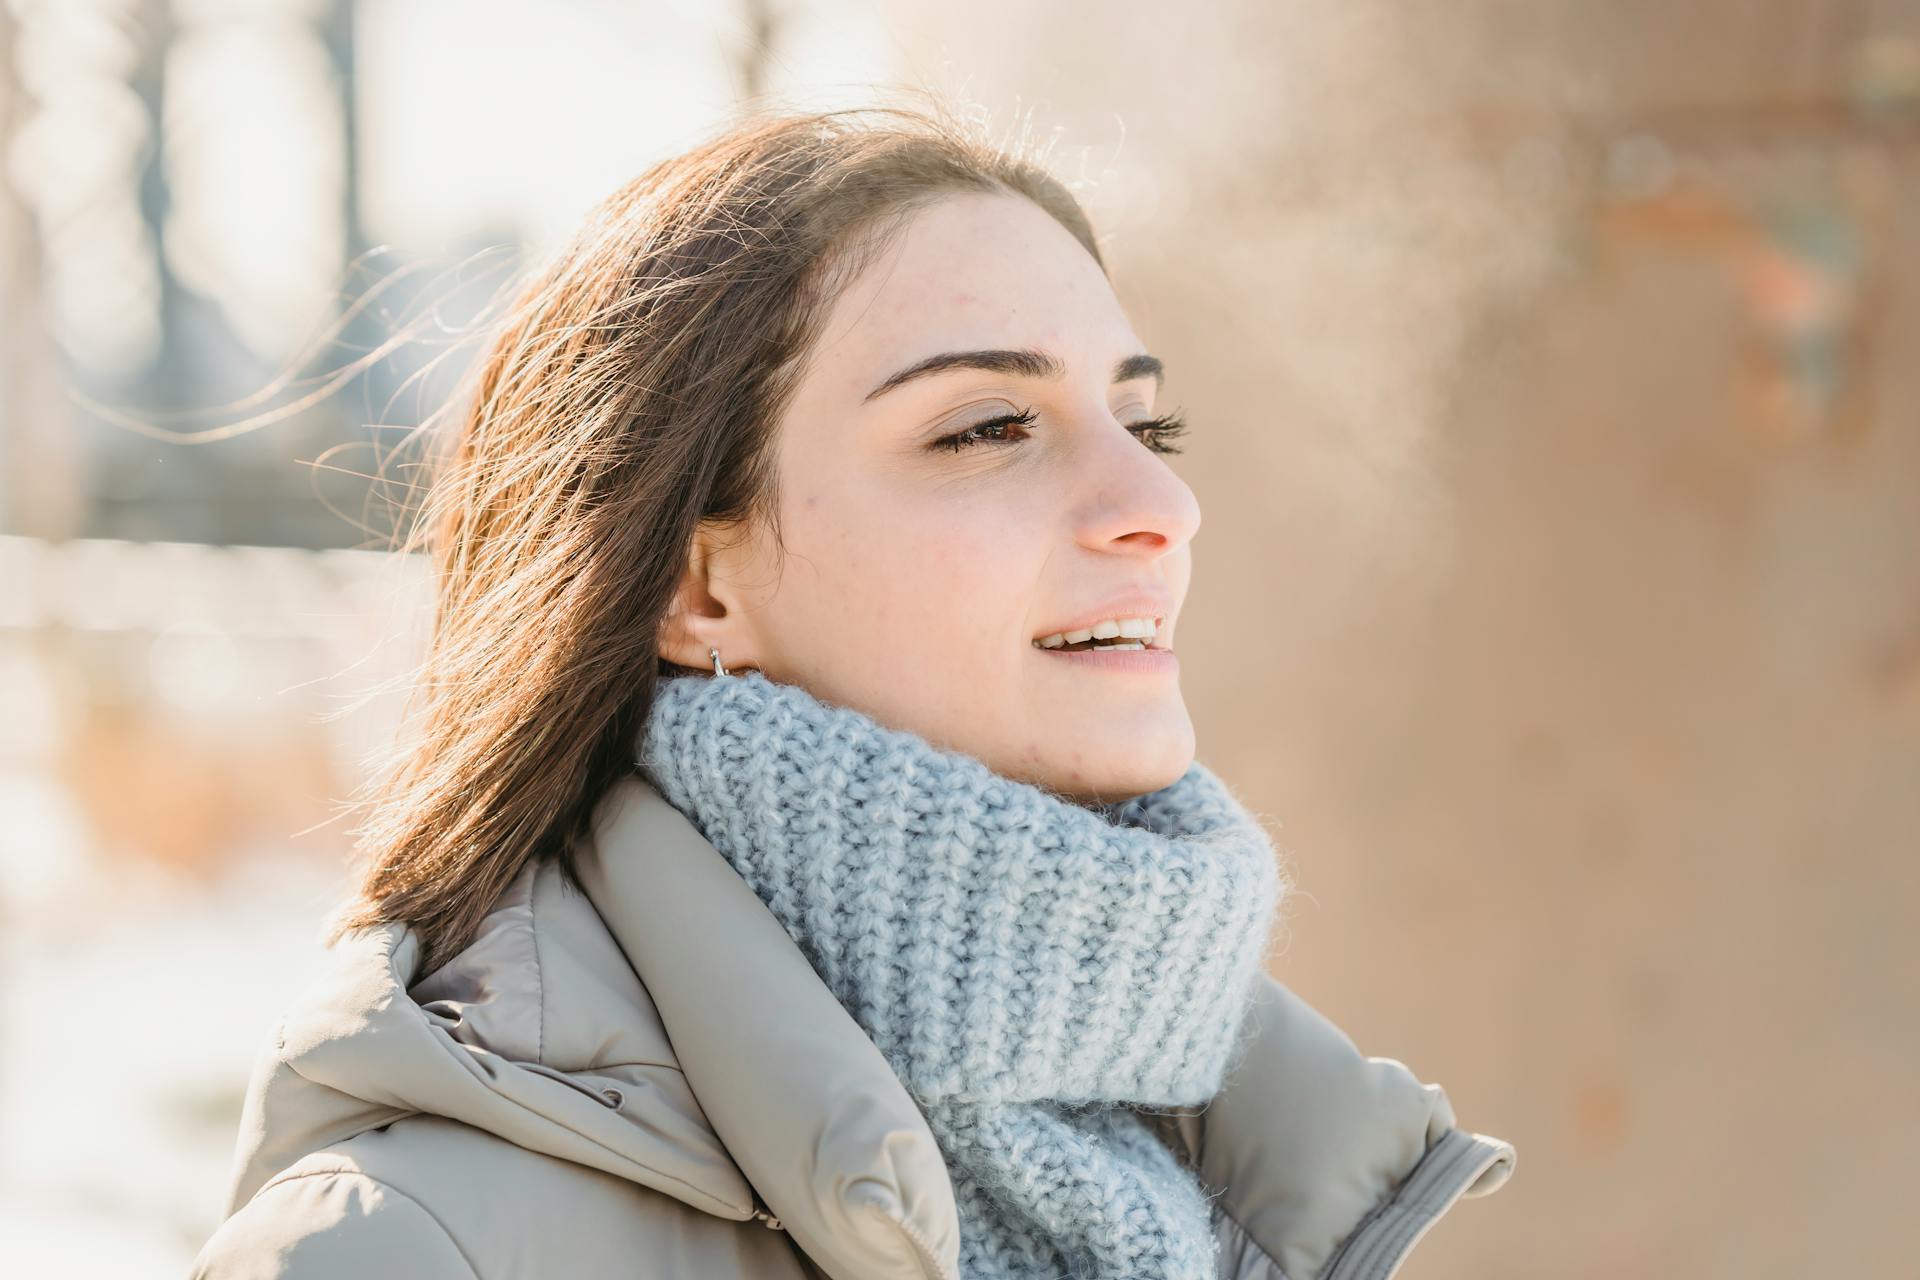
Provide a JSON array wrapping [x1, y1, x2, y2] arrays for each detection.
[[192, 1115, 810, 1280]]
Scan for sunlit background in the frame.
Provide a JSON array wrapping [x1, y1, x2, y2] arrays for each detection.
[[3, 2, 1917, 1276]]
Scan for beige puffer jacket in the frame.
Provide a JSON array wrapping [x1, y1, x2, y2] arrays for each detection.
[[191, 773, 1516, 1280]]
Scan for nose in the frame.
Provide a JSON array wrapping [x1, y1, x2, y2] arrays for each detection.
[[1069, 414, 1202, 555]]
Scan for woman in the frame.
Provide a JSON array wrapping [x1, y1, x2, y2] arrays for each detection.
[[191, 102, 1514, 1280]]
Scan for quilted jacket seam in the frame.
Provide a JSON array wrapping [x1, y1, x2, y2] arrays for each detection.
[[251, 1166, 483, 1280]]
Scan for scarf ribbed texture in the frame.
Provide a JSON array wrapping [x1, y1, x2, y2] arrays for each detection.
[[636, 669, 1288, 1279]]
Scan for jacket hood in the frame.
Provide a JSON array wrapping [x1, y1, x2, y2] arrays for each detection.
[[223, 774, 1514, 1280]]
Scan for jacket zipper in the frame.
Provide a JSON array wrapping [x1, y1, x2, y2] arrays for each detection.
[[1319, 1128, 1508, 1280], [890, 1207, 958, 1280]]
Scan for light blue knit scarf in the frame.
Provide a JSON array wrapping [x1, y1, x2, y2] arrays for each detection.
[[637, 669, 1287, 1279]]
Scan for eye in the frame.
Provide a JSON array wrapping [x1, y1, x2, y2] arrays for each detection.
[[929, 407, 1039, 452], [927, 407, 1192, 454], [1128, 410, 1189, 455]]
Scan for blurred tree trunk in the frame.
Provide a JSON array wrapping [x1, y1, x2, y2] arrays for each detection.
[[0, 7, 82, 540]]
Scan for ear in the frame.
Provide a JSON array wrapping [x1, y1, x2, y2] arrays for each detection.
[[656, 518, 759, 674]]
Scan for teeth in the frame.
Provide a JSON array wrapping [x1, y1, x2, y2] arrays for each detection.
[[1033, 615, 1159, 649]]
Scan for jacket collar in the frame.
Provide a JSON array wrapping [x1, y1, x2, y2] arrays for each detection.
[[230, 772, 1513, 1280], [569, 774, 965, 1279], [570, 774, 1513, 1280]]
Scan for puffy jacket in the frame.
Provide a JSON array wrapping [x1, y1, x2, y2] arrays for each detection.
[[191, 772, 1516, 1280]]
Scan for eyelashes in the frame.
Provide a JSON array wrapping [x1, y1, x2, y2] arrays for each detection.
[[1128, 411, 1190, 454], [929, 407, 1039, 452], [929, 407, 1190, 455]]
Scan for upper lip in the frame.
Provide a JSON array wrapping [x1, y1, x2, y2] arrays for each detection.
[[1032, 593, 1173, 644]]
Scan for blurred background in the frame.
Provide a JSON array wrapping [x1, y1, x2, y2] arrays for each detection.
[[3, 0, 1917, 1275]]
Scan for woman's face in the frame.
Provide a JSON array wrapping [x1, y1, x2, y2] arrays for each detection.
[[667, 191, 1201, 804]]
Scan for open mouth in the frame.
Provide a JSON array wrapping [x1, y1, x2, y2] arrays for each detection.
[[1036, 636, 1161, 653], [1031, 616, 1166, 653]]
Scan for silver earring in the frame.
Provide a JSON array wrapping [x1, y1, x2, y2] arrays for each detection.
[[710, 645, 729, 677]]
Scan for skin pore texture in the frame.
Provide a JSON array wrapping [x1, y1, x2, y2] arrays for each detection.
[[660, 191, 1202, 805]]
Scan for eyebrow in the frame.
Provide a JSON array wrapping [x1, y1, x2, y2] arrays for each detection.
[[862, 347, 1165, 403]]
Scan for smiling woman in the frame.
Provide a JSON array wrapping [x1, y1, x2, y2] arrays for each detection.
[[654, 189, 1205, 803], [190, 97, 1514, 1280]]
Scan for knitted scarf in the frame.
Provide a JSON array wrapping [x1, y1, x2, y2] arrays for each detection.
[[636, 669, 1287, 1279]]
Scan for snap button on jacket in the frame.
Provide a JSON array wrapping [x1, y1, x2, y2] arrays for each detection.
[[191, 775, 1516, 1280]]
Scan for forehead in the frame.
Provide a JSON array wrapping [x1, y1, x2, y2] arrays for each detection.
[[805, 192, 1137, 402]]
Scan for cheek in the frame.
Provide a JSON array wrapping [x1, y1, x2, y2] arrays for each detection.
[[780, 490, 938, 653], [816, 494, 1038, 658], [919, 525, 1013, 608]]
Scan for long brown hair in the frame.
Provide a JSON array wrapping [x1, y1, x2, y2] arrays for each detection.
[[332, 97, 1109, 975]]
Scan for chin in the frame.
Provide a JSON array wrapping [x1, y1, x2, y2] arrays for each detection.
[[1044, 741, 1196, 808]]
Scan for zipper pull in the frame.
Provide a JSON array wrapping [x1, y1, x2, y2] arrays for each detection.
[[752, 1206, 783, 1230]]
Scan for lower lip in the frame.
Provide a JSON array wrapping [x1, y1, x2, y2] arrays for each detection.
[[1033, 645, 1179, 674]]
